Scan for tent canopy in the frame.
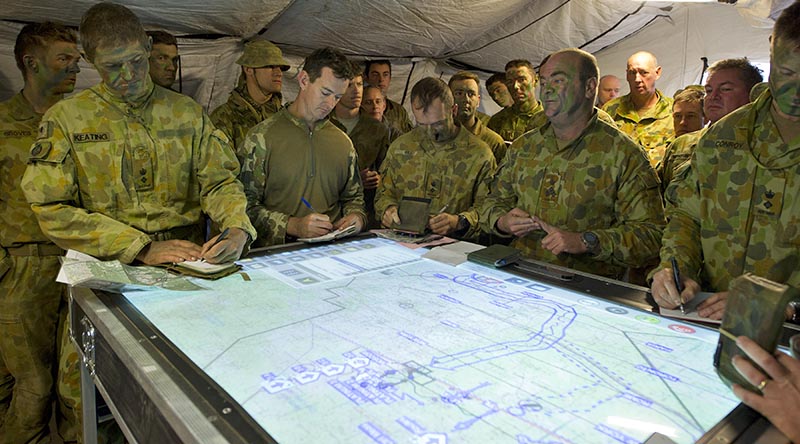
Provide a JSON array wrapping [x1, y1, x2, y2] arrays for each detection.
[[0, 0, 789, 115]]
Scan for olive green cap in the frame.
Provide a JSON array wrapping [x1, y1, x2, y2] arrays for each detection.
[[236, 40, 290, 71]]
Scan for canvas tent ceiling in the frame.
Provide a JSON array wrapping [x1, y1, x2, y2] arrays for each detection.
[[0, 0, 790, 116]]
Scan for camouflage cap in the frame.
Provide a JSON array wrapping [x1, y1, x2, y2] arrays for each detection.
[[236, 40, 290, 71]]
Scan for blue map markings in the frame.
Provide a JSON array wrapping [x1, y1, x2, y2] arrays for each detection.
[[635, 364, 680, 382], [505, 277, 528, 285], [361, 349, 389, 365], [293, 371, 321, 385], [646, 342, 674, 353], [321, 363, 346, 376], [439, 382, 490, 405], [316, 357, 331, 365], [621, 392, 653, 408], [396, 416, 427, 435], [398, 330, 429, 346], [489, 300, 512, 310], [418, 433, 448, 444], [260, 377, 293, 394], [331, 256, 366, 273], [506, 398, 544, 417], [452, 400, 500, 431], [440, 320, 460, 329], [595, 423, 639, 444], [358, 422, 396, 444], [521, 291, 543, 299], [516, 435, 562, 444], [437, 294, 462, 304], [290, 364, 307, 372], [526, 283, 551, 292]]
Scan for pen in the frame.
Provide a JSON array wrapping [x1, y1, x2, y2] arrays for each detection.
[[202, 227, 230, 262], [300, 197, 316, 213], [670, 257, 685, 314], [437, 204, 449, 214]]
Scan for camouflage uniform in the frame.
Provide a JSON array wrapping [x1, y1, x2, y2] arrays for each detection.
[[461, 117, 507, 163], [384, 98, 413, 135], [240, 108, 367, 246], [602, 90, 674, 167], [655, 90, 800, 291], [657, 128, 705, 195], [375, 127, 496, 241], [330, 113, 391, 228], [0, 93, 64, 444], [477, 111, 491, 126], [210, 86, 282, 163], [22, 82, 256, 263], [481, 112, 665, 279], [487, 100, 546, 142]]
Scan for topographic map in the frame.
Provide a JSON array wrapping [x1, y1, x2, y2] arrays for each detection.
[[124, 238, 739, 444]]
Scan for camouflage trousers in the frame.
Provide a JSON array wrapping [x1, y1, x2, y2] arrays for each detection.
[[0, 252, 62, 444]]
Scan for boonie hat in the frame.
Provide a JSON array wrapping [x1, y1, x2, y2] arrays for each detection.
[[236, 40, 290, 71]]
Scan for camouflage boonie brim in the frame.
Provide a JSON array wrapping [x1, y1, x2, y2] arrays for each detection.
[[236, 40, 290, 71]]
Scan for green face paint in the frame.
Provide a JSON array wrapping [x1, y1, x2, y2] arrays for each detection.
[[769, 37, 800, 118]]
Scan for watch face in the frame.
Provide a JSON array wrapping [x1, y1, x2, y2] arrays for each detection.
[[583, 232, 598, 245]]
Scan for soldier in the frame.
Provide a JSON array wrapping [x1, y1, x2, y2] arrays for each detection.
[[211, 40, 290, 161], [481, 48, 665, 280], [375, 77, 496, 241], [597, 74, 622, 107], [603, 51, 674, 167], [671, 86, 705, 138], [146, 30, 179, 89], [21, 5, 256, 439], [0, 21, 79, 444], [365, 60, 414, 134], [486, 72, 513, 109], [487, 59, 546, 142], [659, 59, 762, 193], [329, 70, 391, 228], [448, 71, 507, 162], [650, 1, 800, 321], [240, 47, 366, 246]]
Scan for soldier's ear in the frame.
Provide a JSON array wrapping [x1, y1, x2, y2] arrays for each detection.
[[297, 69, 309, 90], [23, 54, 37, 74], [586, 76, 598, 100]]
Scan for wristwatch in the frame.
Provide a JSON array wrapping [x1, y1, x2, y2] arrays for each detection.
[[790, 301, 800, 324], [454, 214, 471, 237], [581, 231, 600, 256]]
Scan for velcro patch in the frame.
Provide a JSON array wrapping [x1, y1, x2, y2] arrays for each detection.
[[37, 121, 53, 139], [73, 132, 111, 143], [29, 141, 53, 160]]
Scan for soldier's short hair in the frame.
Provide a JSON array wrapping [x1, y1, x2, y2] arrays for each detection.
[[504, 59, 534, 72], [365, 59, 392, 77], [14, 21, 77, 75], [448, 71, 480, 90], [542, 48, 599, 83], [706, 58, 763, 93], [486, 73, 506, 89], [411, 77, 454, 112], [80, 2, 149, 63], [303, 47, 358, 83], [673, 86, 705, 114], [147, 30, 178, 48], [773, 0, 800, 48], [364, 83, 385, 97], [349, 61, 364, 81]]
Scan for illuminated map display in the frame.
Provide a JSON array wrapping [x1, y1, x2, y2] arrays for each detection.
[[123, 238, 739, 444]]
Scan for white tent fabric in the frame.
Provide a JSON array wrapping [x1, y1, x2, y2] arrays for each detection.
[[0, 0, 787, 117]]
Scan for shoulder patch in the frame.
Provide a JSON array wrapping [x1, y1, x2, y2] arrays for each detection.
[[38, 121, 53, 139], [29, 141, 52, 160]]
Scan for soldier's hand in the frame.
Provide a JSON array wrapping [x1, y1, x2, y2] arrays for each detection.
[[361, 168, 381, 190], [696, 291, 728, 320], [428, 213, 458, 235], [497, 208, 538, 236], [650, 267, 701, 310], [136, 240, 203, 265], [333, 213, 363, 233], [382, 206, 400, 228], [287, 214, 333, 239], [535, 217, 584, 255], [732, 336, 800, 444], [200, 227, 249, 263]]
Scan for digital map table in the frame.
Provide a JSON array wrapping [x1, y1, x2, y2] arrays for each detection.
[[121, 238, 740, 444]]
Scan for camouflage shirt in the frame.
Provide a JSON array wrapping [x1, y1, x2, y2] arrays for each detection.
[[481, 112, 665, 279], [239, 108, 366, 247], [657, 128, 706, 195], [210, 86, 282, 164], [21, 83, 256, 264], [603, 90, 674, 167], [655, 90, 800, 291], [487, 100, 546, 142], [375, 126, 496, 240], [462, 116, 507, 163], [384, 98, 413, 135], [477, 111, 491, 126], [0, 93, 52, 248]]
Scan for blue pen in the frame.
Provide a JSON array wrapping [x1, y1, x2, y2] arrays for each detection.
[[670, 257, 686, 314], [300, 197, 316, 213]]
